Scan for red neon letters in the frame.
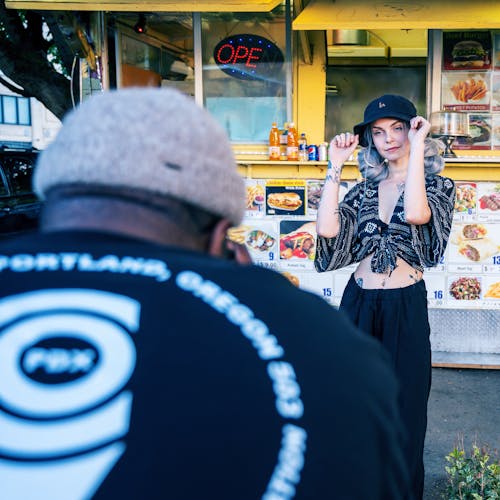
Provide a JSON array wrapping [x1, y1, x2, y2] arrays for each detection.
[[216, 44, 263, 68]]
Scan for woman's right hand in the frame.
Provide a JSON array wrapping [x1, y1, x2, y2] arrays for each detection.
[[329, 132, 359, 166]]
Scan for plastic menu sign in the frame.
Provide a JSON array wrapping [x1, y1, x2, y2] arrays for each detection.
[[266, 180, 306, 216], [442, 31, 492, 71]]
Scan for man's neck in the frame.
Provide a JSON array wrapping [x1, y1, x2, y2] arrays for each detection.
[[40, 196, 208, 251]]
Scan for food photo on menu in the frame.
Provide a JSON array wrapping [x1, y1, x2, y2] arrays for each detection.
[[244, 180, 265, 215], [265, 181, 306, 216], [226, 221, 279, 262], [448, 222, 500, 264], [306, 180, 349, 215], [454, 115, 492, 150], [448, 276, 482, 301], [442, 31, 492, 71], [493, 74, 500, 112], [279, 220, 316, 262], [477, 182, 500, 212], [493, 114, 500, 150], [306, 180, 324, 214], [454, 182, 477, 215], [483, 278, 500, 300], [442, 73, 490, 111]]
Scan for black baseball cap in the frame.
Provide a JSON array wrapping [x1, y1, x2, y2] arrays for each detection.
[[353, 94, 417, 147]]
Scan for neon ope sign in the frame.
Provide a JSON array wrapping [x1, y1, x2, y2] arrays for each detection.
[[214, 34, 284, 80], [216, 44, 263, 67]]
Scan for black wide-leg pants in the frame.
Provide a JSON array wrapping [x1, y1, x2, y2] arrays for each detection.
[[340, 274, 431, 500]]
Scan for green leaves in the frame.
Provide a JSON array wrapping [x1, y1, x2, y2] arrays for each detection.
[[445, 442, 500, 499]]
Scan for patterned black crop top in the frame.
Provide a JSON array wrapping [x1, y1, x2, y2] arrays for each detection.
[[315, 175, 456, 274]]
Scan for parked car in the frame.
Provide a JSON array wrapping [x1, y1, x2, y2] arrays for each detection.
[[0, 148, 41, 238]]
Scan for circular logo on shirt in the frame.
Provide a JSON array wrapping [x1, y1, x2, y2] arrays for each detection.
[[0, 289, 139, 419]]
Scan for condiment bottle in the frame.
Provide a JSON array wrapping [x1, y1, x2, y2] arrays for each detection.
[[279, 122, 288, 160], [287, 122, 299, 161], [268, 122, 280, 160]]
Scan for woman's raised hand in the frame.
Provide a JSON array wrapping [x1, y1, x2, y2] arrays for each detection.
[[408, 116, 431, 144], [329, 132, 359, 166]]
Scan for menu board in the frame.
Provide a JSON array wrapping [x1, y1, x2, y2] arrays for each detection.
[[441, 31, 500, 150], [235, 178, 500, 309], [442, 31, 492, 72]]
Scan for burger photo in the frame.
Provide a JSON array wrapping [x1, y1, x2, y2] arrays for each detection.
[[451, 40, 488, 68]]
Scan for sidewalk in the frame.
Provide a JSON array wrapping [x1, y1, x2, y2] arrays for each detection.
[[423, 367, 500, 499]]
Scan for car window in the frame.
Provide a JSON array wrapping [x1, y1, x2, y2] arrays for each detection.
[[2, 156, 35, 196], [0, 173, 8, 196]]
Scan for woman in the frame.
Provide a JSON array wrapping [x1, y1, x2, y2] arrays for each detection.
[[315, 94, 456, 499]]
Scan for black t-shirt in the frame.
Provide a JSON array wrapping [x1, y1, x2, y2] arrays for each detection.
[[0, 230, 410, 500]]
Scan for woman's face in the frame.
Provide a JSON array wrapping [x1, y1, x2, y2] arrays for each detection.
[[370, 118, 410, 162]]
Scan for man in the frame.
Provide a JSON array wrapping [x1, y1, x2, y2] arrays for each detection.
[[0, 88, 410, 499]]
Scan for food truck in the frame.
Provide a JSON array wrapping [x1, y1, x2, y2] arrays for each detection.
[[5, 0, 500, 367]]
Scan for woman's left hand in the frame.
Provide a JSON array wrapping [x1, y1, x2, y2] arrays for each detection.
[[408, 116, 431, 144]]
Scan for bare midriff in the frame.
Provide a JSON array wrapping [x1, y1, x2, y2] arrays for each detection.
[[354, 254, 423, 289]]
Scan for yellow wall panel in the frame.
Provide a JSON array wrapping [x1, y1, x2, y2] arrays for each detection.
[[293, 0, 500, 30], [295, 31, 326, 145], [5, 0, 282, 11]]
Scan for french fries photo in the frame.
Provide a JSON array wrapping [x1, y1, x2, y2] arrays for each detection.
[[226, 225, 250, 245], [245, 184, 265, 209], [451, 78, 487, 103], [484, 282, 500, 299]]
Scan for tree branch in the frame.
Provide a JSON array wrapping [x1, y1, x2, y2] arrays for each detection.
[[0, 74, 27, 95], [0, 0, 73, 118]]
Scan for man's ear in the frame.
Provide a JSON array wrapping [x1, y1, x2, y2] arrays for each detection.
[[208, 219, 252, 265], [208, 219, 232, 257]]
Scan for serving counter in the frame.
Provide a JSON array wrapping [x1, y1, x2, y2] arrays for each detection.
[[236, 154, 500, 181]]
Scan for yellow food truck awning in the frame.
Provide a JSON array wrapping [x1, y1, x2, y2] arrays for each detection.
[[293, 0, 500, 30], [5, 0, 282, 11]]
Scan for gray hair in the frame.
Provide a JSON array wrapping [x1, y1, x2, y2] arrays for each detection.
[[357, 122, 445, 182]]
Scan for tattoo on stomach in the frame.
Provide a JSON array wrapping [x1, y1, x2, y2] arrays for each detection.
[[409, 271, 422, 283]]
